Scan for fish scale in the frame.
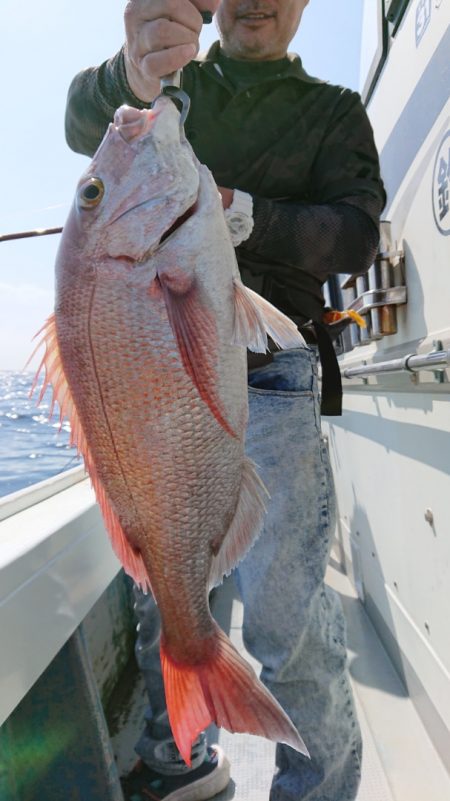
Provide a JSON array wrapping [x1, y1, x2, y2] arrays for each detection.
[[31, 97, 309, 766], [79, 279, 243, 607]]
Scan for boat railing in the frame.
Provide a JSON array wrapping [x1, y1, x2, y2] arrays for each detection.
[[332, 221, 408, 353], [0, 468, 121, 728], [341, 343, 450, 380], [0, 464, 86, 522]]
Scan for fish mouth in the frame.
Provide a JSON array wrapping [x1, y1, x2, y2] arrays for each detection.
[[107, 190, 199, 266], [113, 198, 199, 265], [114, 105, 158, 144], [109, 194, 197, 230], [158, 200, 198, 245], [109, 197, 162, 226]]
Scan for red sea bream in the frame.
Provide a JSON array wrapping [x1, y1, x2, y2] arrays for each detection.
[[32, 98, 308, 763]]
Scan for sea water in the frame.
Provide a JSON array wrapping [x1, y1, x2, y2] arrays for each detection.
[[0, 371, 82, 498]]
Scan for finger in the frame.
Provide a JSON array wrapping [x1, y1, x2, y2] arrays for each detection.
[[217, 187, 234, 209], [125, 0, 203, 37], [190, 0, 220, 14], [135, 18, 199, 58], [139, 42, 199, 80]]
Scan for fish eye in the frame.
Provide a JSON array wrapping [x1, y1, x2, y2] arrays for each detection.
[[78, 177, 105, 208]]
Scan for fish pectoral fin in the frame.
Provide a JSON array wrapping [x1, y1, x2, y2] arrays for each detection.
[[159, 275, 236, 438], [29, 314, 152, 593], [232, 279, 305, 353], [160, 622, 309, 768], [209, 457, 269, 588]]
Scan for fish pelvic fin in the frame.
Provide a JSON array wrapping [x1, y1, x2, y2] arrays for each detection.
[[160, 622, 309, 767], [159, 275, 237, 438], [232, 279, 305, 353], [28, 314, 152, 592], [209, 457, 269, 589]]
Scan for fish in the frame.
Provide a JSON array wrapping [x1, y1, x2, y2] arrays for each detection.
[[31, 98, 309, 764]]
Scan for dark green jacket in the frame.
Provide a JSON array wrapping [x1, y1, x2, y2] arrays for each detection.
[[65, 42, 386, 326]]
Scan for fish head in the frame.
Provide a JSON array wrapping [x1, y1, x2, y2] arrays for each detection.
[[58, 99, 200, 276]]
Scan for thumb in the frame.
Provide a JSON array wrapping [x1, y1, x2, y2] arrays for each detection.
[[191, 0, 221, 18]]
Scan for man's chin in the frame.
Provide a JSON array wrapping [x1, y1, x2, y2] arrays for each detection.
[[221, 35, 280, 61]]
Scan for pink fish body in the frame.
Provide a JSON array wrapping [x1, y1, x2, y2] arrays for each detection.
[[32, 100, 308, 763]]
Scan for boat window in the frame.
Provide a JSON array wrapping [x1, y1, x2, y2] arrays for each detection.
[[385, 0, 412, 33], [360, 1, 387, 105]]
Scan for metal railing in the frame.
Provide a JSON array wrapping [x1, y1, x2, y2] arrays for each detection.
[[342, 345, 450, 380], [335, 221, 406, 352]]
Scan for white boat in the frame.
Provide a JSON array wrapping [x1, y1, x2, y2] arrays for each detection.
[[1, 2, 449, 798], [323, 2, 450, 797]]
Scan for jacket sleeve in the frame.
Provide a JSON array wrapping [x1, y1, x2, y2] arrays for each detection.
[[65, 48, 150, 157], [240, 91, 386, 279]]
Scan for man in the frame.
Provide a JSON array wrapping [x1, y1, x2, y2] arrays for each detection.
[[65, 2, 385, 799]]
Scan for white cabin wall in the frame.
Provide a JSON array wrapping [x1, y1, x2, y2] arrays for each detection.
[[326, 0, 450, 774]]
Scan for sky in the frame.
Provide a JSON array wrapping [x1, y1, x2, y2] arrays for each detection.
[[0, 0, 363, 371]]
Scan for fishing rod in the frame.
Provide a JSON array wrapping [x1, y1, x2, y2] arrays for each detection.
[[1, 12, 215, 245], [0, 227, 63, 243]]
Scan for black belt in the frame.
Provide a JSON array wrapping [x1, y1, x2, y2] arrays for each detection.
[[247, 322, 342, 416], [311, 321, 342, 416]]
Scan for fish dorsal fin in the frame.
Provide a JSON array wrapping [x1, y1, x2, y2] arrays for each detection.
[[158, 275, 236, 438], [28, 314, 152, 592], [232, 279, 305, 353], [209, 457, 269, 588]]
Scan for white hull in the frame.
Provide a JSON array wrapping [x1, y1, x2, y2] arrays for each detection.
[[324, 0, 450, 778]]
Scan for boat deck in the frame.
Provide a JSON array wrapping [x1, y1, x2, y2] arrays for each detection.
[[111, 566, 450, 801], [1, 471, 449, 800]]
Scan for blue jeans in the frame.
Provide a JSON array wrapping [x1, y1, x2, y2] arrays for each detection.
[[133, 347, 362, 800]]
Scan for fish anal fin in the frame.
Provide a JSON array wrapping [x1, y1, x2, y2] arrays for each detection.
[[159, 275, 236, 438], [29, 314, 152, 592], [232, 279, 306, 353], [209, 457, 269, 588], [160, 622, 309, 767]]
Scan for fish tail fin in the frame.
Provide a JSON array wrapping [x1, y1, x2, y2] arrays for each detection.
[[160, 622, 309, 767]]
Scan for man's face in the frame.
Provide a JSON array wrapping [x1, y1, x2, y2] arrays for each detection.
[[216, 0, 310, 61]]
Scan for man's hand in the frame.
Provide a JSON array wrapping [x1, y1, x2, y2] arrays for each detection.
[[218, 186, 234, 209], [124, 0, 220, 103]]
